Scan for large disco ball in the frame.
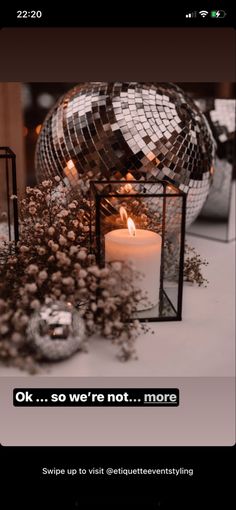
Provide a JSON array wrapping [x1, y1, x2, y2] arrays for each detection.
[[35, 82, 215, 226]]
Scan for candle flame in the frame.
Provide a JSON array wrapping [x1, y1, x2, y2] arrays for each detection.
[[127, 217, 136, 237], [119, 206, 128, 222]]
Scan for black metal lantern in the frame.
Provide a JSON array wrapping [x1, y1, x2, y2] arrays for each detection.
[[90, 180, 186, 322], [0, 147, 19, 246]]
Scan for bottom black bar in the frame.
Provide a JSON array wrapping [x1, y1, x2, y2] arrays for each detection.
[[1, 446, 234, 509]]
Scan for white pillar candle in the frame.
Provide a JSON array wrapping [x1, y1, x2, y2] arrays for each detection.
[[105, 220, 162, 311]]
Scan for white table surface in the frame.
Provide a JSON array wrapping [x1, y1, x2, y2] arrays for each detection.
[[0, 233, 235, 378]]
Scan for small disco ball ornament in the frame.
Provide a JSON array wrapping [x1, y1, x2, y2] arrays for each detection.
[[27, 301, 85, 361], [35, 82, 215, 226]]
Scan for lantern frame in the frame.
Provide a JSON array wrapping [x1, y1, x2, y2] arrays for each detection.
[[90, 180, 186, 322], [0, 147, 19, 246]]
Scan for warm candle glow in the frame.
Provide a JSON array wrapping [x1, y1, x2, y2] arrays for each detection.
[[123, 183, 133, 193], [126, 172, 134, 181], [67, 159, 74, 170], [119, 206, 128, 222], [127, 217, 136, 237], [35, 124, 42, 135], [64, 160, 79, 183]]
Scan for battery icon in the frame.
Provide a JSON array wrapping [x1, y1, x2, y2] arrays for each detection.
[[211, 10, 227, 18]]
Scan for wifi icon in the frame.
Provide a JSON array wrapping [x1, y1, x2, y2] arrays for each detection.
[[199, 10, 208, 17]]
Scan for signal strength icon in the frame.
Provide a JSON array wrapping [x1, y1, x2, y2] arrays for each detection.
[[199, 10, 208, 17], [186, 11, 197, 18]]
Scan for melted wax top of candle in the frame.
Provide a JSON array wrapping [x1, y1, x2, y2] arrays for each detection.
[[106, 229, 161, 246]]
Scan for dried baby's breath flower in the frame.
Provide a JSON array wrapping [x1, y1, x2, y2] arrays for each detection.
[[88, 266, 101, 277], [57, 208, 69, 218], [30, 299, 41, 310], [51, 271, 61, 282], [11, 332, 23, 344], [37, 246, 46, 255], [19, 245, 29, 253], [69, 246, 78, 256], [27, 264, 39, 275], [59, 235, 67, 246], [62, 276, 74, 286], [184, 244, 209, 287], [29, 206, 37, 215], [38, 270, 48, 281], [110, 261, 122, 272], [77, 250, 87, 260], [42, 180, 52, 188], [25, 283, 37, 293], [68, 202, 77, 209], [48, 226, 55, 236], [67, 231, 76, 241], [79, 269, 87, 278], [51, 243, 59, 253], [0, 179, 144, 372]]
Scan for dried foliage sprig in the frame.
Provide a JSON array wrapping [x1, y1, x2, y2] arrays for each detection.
[[0, 178, 144, 372], [184, 243, 209, 287]]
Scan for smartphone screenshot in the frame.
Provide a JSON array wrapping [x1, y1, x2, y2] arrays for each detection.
[[0, 6, 235, 508]]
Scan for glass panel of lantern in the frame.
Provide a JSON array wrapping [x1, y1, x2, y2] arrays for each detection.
[[0, 147, 19, 249], [90, 180, 186, 322]]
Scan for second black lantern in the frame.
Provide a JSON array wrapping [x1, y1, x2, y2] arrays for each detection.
[[0, 147, 19, 247]]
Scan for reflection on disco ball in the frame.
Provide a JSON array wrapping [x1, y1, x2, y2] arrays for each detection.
[[209, 99, 236, 147], [195, 98, 236, 220], [27, 301, 85, 360], [35, 82, 214, 226], [200, 158, 232, 220], [196, 98, 235, 160]]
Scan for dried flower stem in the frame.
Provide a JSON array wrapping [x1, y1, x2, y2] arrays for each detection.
[[184, 243, 209, 287]]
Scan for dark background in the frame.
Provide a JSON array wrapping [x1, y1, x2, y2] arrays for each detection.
[[0, 4, 235, 27], [0, 28, 235, 82]]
